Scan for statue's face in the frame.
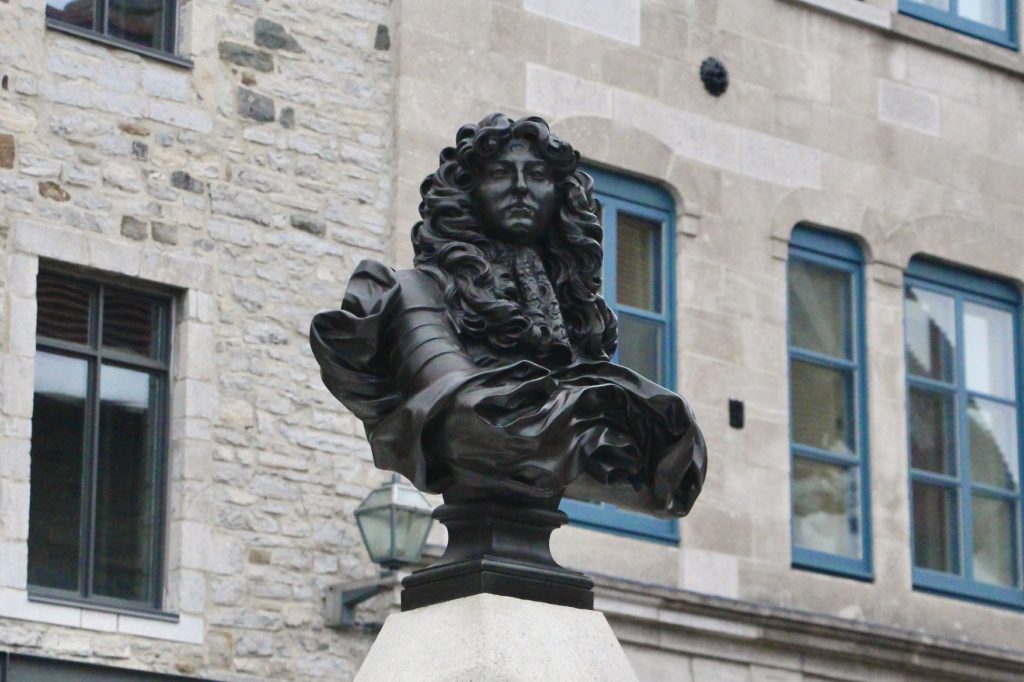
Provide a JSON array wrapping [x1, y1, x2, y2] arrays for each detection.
[[473, 141, 558, 246]]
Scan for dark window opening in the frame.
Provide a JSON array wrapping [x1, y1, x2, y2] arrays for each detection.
[[28, 268, 172, 611], [47, 0, 177, 54]]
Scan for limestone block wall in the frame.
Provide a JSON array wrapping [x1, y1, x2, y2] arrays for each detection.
[[390, 0, 1024, 670], [0, 0, 397, 678]]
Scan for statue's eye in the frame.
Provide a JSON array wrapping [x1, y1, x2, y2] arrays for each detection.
[[528, 168, 550, 181], [488, 166, 510, 179]]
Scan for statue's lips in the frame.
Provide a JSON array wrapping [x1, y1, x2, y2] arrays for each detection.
[[505, 205, 534, 218]]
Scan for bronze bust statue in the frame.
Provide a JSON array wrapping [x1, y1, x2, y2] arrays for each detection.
[[311, 114, 707, 609]]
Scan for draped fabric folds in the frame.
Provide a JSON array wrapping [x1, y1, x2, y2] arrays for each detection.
[[310, 259, 707, 518]]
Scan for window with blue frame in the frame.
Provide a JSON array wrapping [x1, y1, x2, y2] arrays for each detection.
[[787, 226, 873, 580], [558, 165, 679, 544], [899, 0, 1019, 49], [905, 258, 1024, 608]]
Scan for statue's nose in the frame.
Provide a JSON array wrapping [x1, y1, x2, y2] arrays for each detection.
[[513, 168, 528, 193]]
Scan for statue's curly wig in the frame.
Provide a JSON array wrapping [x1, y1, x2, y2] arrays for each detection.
[[411, 113, 618, 363]]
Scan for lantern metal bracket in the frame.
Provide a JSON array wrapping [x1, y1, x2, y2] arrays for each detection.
[[325, 571, 400, 628]]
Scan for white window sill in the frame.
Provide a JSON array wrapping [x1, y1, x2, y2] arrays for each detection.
[[0, 588, 203, 644], [784, 0, 1024, 77], [789, 0, 893, 28]]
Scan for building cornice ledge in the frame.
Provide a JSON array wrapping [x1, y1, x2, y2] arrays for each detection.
[[592, 573, 1024, 679], [782, 0, 1024, 78]]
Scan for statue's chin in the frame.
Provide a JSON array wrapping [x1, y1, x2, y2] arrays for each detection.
[[482, 221, 547, 247]]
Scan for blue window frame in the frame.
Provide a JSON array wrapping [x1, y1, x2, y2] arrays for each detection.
[[899, 0, 1019, 50], [787, 226, 873, 580], [905, 258, 1024, 609], [559, 165, 679, 545]]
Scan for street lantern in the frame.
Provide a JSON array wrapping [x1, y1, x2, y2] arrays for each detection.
[[326, 475, 434, 627], [354, 475, 434, 569]]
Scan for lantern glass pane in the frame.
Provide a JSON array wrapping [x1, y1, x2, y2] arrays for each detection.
[[393, 511, 433, 563], [356, 506, 394, 564]]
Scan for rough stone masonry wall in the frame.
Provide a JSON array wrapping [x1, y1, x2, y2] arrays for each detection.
[[0, 0, 396, 678]]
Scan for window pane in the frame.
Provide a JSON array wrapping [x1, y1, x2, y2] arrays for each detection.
[[618, 314, 663, 384], [958, 0, 1007, 29], [790, 361, 855, 455], [905, 287, 956, 383], [46, 0, 95, 31], [616, 213, 660, 312], [93, 365, 159, 603], [37, 272, 92, 345], [107, 0, 168, 51], [968, 397, 1019, 490], [972, 495, 1018, 588], [963, 302, 1015, 400], [909, 387, 957, 476], [103, 287, 162, 359], [912, 482, 959, 574], [28, 352, 89, 592], [910, 0, 950, 9], [792, 457, 861, 558], [788, 259, 851, 359]]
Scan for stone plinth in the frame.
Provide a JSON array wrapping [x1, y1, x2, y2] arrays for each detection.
[[354, 593, 639, 682]]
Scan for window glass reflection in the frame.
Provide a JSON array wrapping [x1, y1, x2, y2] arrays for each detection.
[[958, 0, 1007, 29], [788, 259, 851, 359], [913, 482, 959, 574], [909, 387, 958, 476], [792, 458, 861, 559], [616, 213, 660, 312], [93, 364, 159, 603], [790, 361, 855, 455], [107, 0, 167, 51], [618, 314, 663, 385], [964, 302, 1015, 400], [968, 398, 1019, 490], [46, 0, 95, 31], [905, 287, 956, 383], [28, 352, 89, 592], [972, 495, 1018, 588]]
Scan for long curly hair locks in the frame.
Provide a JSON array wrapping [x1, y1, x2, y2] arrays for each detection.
[[411, 113, 618, 363]]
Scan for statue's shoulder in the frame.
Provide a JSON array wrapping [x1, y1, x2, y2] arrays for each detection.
[[393, 265, 445, 311], [344, 259, 446, 313], [346, 258, 399, 289]]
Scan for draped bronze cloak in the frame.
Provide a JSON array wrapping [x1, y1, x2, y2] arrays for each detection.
[[310, 259, 707, 518]]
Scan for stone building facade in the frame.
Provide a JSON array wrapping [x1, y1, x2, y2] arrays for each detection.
[[2, 0, 1024, 680]]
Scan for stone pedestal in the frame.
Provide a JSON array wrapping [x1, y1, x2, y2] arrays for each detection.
[[354, 593, 639, 682]]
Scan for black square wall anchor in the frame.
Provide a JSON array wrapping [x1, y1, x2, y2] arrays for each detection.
[[728, 399, 744, 429]]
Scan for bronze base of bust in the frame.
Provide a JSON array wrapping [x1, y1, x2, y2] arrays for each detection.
[[401, 497, 594, 611]]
